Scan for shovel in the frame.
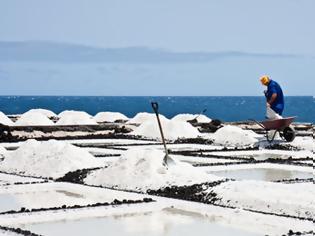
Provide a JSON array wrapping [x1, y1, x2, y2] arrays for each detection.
[[194, 108, 207, 121], [188, 108, 207, 124], [151, 102, 173, 166]]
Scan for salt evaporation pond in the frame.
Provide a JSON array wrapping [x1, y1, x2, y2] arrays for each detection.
[[0, 189, 85, 213], [208, 168, 312, 181], [24, 208, 261, 236], [0, 183, 143, 213], [0, 194, 20, 213], [250, 153, 294, 160]]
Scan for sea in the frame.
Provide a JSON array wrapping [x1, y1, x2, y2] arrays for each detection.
[[0, 96, 314, 123]]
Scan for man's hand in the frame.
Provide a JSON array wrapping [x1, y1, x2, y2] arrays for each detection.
[[266, 102, 271, 107]]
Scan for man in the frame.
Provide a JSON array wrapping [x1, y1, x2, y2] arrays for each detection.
[[260, 75, 284, 118]]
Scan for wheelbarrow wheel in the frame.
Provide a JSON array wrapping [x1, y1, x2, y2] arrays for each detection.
[[282, 126, 296, 142]]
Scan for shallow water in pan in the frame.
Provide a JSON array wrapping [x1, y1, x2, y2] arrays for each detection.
[[250, 153, 293, 160], [0, 189, 85, 213], [0, 194, 20, 212], [0, 185, 127, 213], [24, 208, 262, 236], [208, 168, 313, 181]]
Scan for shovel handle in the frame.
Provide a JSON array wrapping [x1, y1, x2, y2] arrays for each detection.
[[151, 101, 169, 165], [151, 102, 159, 114]]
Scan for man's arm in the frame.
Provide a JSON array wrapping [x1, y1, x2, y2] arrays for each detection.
[[267, 93, 277, 107]]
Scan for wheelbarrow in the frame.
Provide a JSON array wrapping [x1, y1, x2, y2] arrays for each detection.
[[250, 117, 296, 143]]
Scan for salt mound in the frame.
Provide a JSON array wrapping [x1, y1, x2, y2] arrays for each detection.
[[0, 111, 14, 126], [15, 112, 54, 126], [132, 119, 200, 140], [85, 149, 221, 192], [127, 112, 169, 124], [172, 114, 212, 123], [23, 109, 56, 118], [213, 125, 259, 147], [58, 110, 92, 118], [57, 110, 97, 125], [0, 139, 102, 178], [94, 112, 129, 123]]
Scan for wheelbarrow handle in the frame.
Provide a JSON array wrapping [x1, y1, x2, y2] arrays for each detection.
[[249, 119, 266, 129], [151, 102, 159, 113]]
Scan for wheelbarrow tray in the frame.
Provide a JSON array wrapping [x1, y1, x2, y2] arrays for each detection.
[[260, 117, 296, 131]]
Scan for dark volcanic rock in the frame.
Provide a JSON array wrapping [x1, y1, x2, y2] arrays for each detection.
[[284, 230, 314, 236], [0, 225, 42, 236], [174, 137, 213, 145], [147, 181, 226, 204], [266, 144, 300, 151], [0, 124, 16, 142], [0, 198, 154, 216], [56, 167, 103, 184]]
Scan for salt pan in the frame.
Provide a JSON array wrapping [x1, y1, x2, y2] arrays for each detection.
[[213, 181, 314, 219]]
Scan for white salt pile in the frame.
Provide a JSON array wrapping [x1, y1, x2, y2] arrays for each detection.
[[172, 113, 212, 123], [0, 111, 14, 126], [127, 112, 168, 124], [212, 181, 314, 219], [132, 119, 200, 140], [0, 139, 103, 178], [85, 149, 221, 192], [94, 112, 129, 123], [213, 125, 259, 147], [57, 110, 97, 125], [15, 112, 54, 126], [23, 109, 57, 118]]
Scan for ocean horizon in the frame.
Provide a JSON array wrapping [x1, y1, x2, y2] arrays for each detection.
[[0, 96, 314, 123]]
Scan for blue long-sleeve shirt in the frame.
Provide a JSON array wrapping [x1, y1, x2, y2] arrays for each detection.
[[266, 80, 284, 115]]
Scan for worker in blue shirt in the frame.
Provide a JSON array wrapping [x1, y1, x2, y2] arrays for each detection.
[[260, 75, 284, 116]]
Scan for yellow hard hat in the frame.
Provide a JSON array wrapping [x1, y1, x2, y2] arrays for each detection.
[[260, 75, 270, 85]]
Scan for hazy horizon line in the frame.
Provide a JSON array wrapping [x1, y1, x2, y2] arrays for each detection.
[[0, 40, 310, 58]]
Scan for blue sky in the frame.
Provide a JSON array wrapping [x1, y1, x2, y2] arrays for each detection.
[[0, 0, 314, 95], [1, 0, 314, 54]]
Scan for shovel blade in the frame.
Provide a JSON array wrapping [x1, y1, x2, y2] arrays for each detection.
[[163, 154, 176, 167]]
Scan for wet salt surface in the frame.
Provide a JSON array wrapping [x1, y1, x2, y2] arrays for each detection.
[[208, 168, 313, 181], [250, 153, 292, 160], [0, 194, 19, 213], [212, 151, 313, 160], [172, 154, 241, 165], [23, 208, 262, 236], [0, 189, 86, 213], [0, 183, 144, 213], [0, 173, 45, 186], [0, 229, 20, 236]]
